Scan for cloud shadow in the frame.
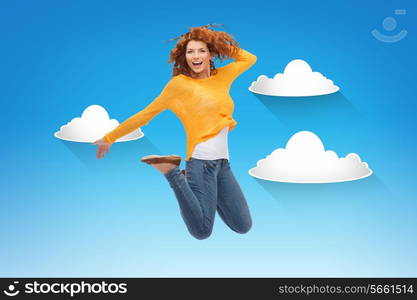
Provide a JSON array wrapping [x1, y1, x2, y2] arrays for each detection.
[[253, 174, 393, 211], [60, 136, 161, 171]]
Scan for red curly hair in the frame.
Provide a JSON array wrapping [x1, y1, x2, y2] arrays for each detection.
[[168, 25, 239, 77]]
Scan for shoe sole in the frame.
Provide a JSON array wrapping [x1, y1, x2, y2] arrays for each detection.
[[140, 155, 181, 166]]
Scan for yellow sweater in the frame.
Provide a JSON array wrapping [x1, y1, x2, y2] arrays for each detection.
[[103, 48, 257, 161]]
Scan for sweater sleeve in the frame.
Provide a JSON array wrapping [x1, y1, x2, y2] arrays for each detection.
[[219, 46, 257, 81], [102, 79, 176, 144]]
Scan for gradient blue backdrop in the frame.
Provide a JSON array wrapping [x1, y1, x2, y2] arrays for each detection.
[[1, 0, 416, 276]]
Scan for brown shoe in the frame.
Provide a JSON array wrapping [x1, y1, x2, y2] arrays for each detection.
[[140, 154, 181, 166]]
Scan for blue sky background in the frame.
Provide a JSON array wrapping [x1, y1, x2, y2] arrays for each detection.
[[1, 0, 416, 277]]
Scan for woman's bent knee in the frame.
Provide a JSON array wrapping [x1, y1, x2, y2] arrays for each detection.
[[234, 219, 252, 234], [190, 227, 213, 240]]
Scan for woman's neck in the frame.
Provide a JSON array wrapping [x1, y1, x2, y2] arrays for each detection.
[[191, 69, 211, 79]]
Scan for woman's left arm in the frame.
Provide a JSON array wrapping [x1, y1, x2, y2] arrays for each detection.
[[219, 46, 257, 80]]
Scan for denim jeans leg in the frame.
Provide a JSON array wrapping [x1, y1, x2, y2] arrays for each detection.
[[164, 159, 218, 240], [216, 160, 252, 234]]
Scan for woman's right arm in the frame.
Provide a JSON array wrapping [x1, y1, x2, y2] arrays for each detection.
[[92, 79, 177, 158], [102, 94, 169, 145]]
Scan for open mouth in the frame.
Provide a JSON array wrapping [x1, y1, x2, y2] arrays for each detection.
[[192, 61, 203, 67]]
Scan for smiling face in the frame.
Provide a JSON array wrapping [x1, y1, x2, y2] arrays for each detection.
[[185, 40, 212, 79]]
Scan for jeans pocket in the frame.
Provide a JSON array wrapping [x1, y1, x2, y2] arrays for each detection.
[[187, 158, 203, 182], [203, 161, 218, 173]]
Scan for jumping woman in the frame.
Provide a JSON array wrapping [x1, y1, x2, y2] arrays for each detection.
[[93, 24, 257, 240]]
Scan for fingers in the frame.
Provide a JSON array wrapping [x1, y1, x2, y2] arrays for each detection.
[[94, 142, 110, 159], [99, 145, 109, 159], [96, 146, 103, 159]]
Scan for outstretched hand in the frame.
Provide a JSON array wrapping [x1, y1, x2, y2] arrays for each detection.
[[92, 138, 111, 159]]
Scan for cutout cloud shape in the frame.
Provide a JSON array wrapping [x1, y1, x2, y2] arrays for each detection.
[[54, 105, 143, 142], [249, 131, 372, 183], [249, 59, 340, 97]]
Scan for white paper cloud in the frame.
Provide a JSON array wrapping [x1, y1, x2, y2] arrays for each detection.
[[249, 59, 340, 97], [54, 104, 143, 142], [249, 131, 372, 183]]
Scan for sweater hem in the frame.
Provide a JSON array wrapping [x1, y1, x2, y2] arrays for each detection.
[[185, 119, 237, 161]]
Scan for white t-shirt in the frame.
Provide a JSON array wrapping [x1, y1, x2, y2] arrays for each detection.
[[191, 126, 229, 160]]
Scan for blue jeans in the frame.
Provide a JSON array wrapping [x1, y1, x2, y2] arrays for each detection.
[[164, 157, 252, 240]]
